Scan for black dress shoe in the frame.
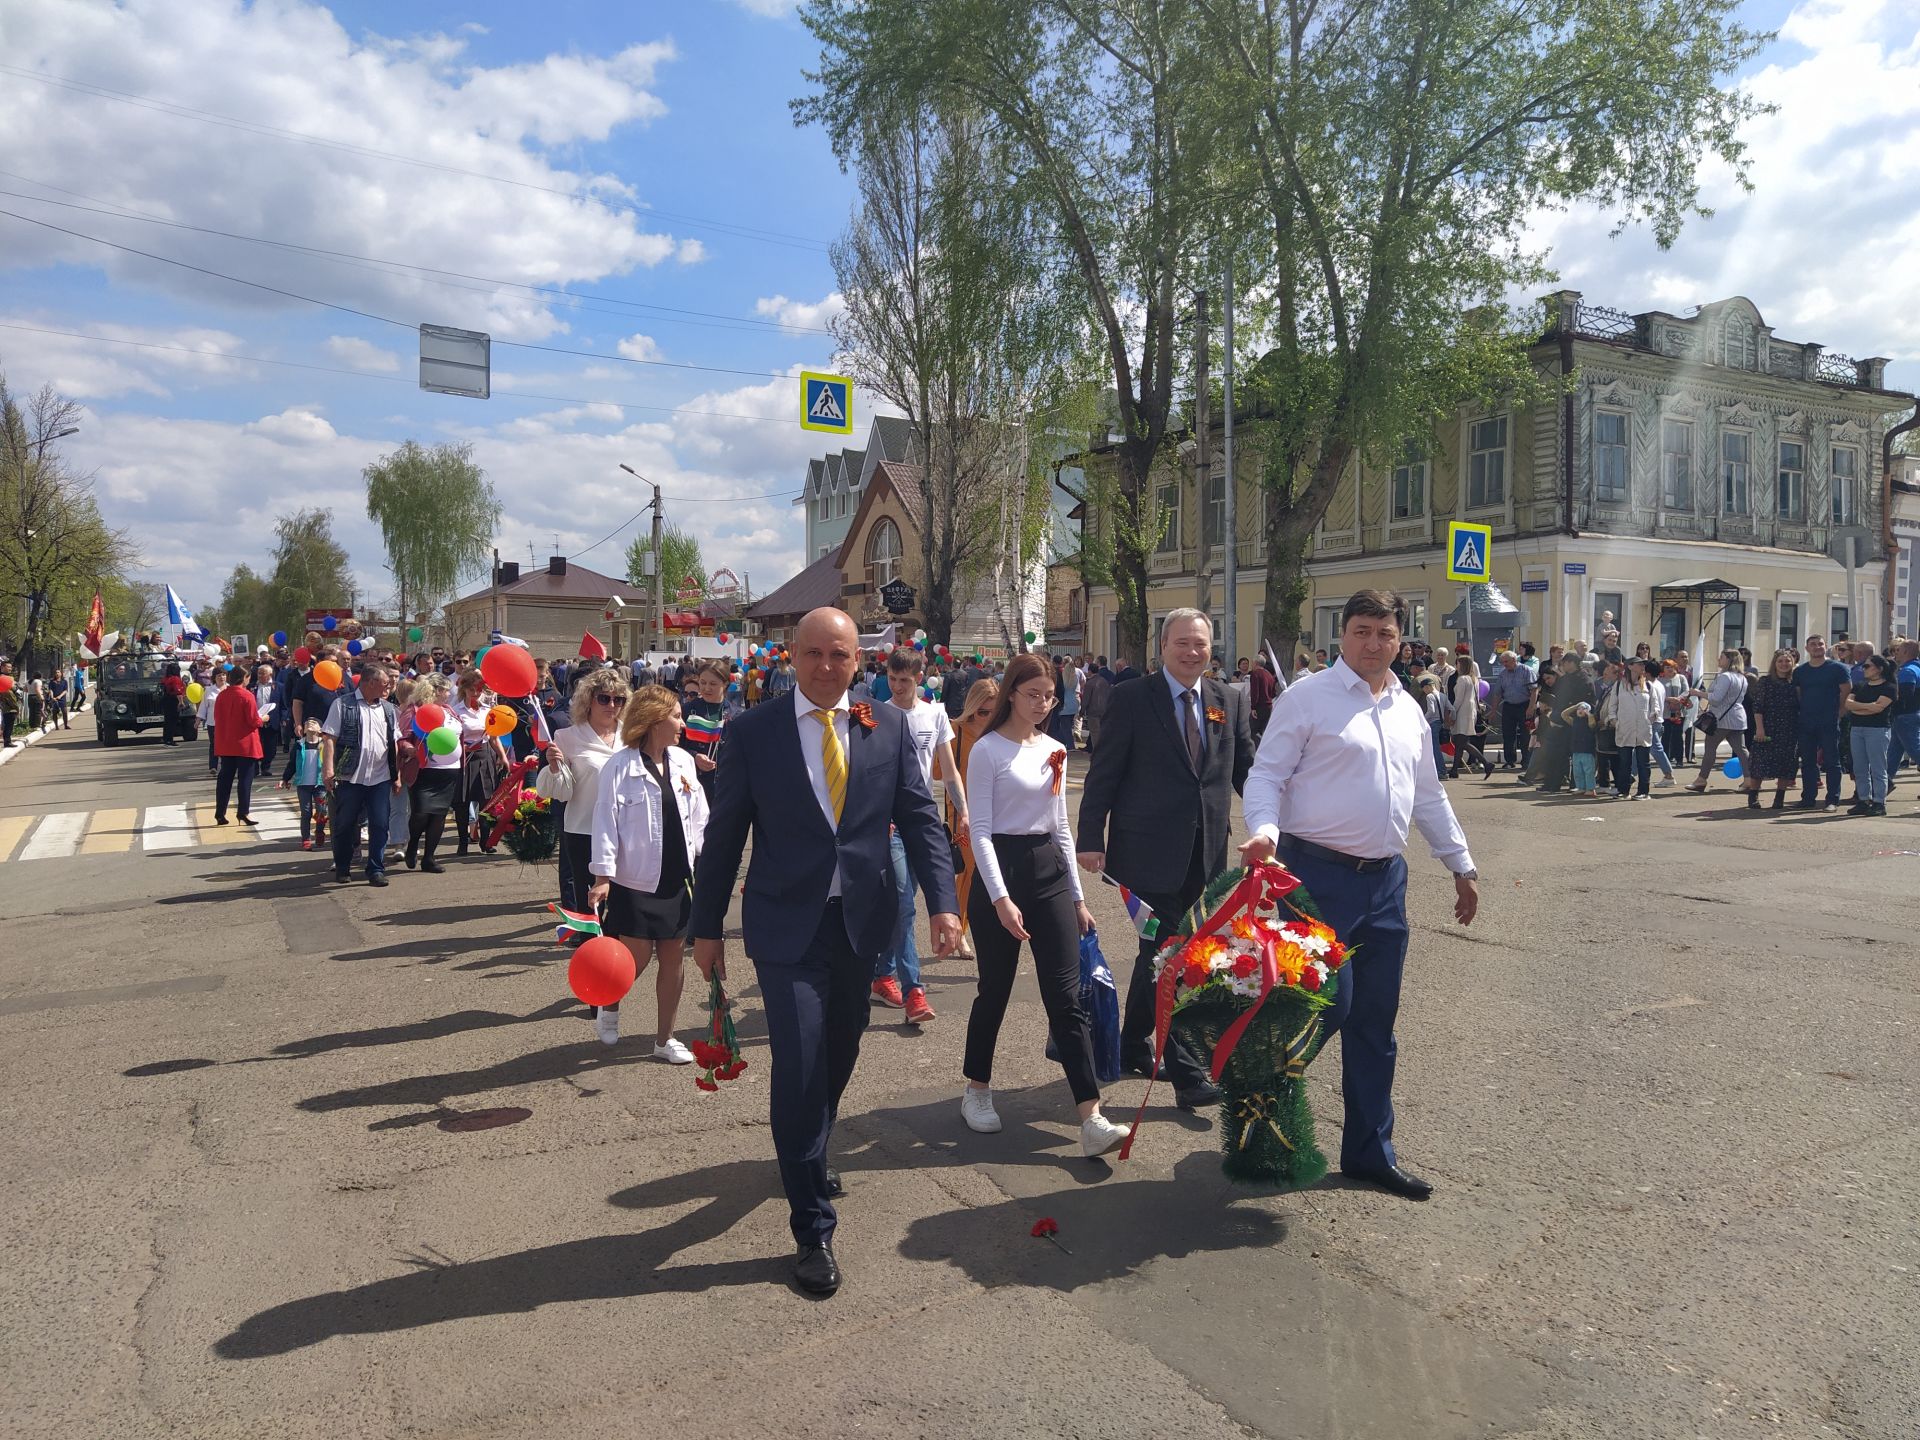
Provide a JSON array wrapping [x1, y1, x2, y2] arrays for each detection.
[[421, 857, 444, 874], [793, 1243, 840, 1295], [824, 1167, 844, 1198], [367, 872, 389, 887], [1174, 1081, 1223, 1110], [1119, 1050, 1156, 1079], [1343, 1163, 1433, 1200]]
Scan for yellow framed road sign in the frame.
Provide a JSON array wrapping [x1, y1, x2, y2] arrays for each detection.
[[1445, 521, 1493, 583], [800, 371, 853, 434]]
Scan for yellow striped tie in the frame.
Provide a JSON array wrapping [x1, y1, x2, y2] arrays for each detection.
[[813, 708, 847, 824]]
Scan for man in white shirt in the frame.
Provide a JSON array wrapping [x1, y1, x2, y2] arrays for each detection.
[[1241, 590, 1479, 1201], [321, 662, 402, 887], [876, 646, 967, 1024]]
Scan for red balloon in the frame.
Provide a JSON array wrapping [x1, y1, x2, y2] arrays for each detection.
[[293, 646, 312, 664], [413, 702, 448, 733], [480, 643, 538, 698], [569, 937, 636, 1007], [0, 675, 13, 694]]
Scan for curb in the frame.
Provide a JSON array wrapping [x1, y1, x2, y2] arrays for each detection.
[[0, 719, 60, 769]]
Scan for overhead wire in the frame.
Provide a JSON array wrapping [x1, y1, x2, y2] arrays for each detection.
[[0, 208, 822, 385], [0, 177, 834, 337], [0, 62, 833, 253]]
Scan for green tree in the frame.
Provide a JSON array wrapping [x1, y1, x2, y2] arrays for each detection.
[[626, 524, 706, 596], [217, 564, 277, 643], [1191, 0, 1770, 646], [0, 373, 135, 674], [265, 509, 353, 631], [798, 0, 1218, 668], [830, 109, 1079, 648], [363, 440, 501, 625]]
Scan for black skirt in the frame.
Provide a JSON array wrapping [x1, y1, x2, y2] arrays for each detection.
[[410, 766, 460, 818], [603, 880, 690, 942]]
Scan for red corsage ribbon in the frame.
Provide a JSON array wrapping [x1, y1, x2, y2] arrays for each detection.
[[1119, 861, 1302, 1160], [850, 702, 876, 731], [1205, 706, 1225, 726], [1046, 748, 1066, 795]]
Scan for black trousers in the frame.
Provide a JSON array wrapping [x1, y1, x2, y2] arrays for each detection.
[[965, 834, 1099, 1104], [214, 756, 256, 820], [755, 899, 871, 1246], [1118, 834, 1209, 1089], [1500, 702, 1529, 764]]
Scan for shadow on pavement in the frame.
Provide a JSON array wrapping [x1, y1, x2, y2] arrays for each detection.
[[293, 1038, 639, 1115]]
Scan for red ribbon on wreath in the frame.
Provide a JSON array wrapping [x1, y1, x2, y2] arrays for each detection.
[[1118, 861, 1301, 1160], [478, 755, 541, 850]]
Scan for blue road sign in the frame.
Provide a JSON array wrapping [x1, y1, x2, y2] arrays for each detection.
[[1520, 579, 1549, 593], [801, 371, 853, 434], [1563, 562, 1587, 575], [1446, 521, 1492, 583]]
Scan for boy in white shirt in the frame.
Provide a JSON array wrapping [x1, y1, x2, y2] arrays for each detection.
[[876, 646, 968, 1024]]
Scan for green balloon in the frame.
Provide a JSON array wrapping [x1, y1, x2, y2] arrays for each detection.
[[407, 626, 423, 643], [426, 725, 459, 756], [1023, 631, 1037, 644]]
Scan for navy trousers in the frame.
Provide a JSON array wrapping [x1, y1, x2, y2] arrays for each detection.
[[753, 899, 872, 1246], [1798, 720, 1842, 801], [331, 780, 393, 878], [1280, 850, 1412, 1173]]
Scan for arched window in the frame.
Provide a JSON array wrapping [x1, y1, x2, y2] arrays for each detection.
[[865, 517, 903, 593]]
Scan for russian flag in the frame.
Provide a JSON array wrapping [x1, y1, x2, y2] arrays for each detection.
[[684, 713, 723, 744], [1101, 874, 1159, 939]]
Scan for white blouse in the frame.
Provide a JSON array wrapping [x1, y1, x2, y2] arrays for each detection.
[[966, 729, 1082, 904], [534, 722, 620, 834], [589, 745, 709, 893]]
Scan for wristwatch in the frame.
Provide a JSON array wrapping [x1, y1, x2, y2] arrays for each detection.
[[1456, 868, 1479, 881]]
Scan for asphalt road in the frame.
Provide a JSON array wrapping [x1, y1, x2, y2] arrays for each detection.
[[0, 720, 1913, 1439]]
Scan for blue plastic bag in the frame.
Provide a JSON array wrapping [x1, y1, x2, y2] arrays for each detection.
[[1045, 930, 1123, 1084]]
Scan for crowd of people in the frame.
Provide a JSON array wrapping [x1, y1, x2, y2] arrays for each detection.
[[0, 657, 83, 745]]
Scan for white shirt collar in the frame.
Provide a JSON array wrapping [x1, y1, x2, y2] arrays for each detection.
[[1332, 656, 1397, 703], [794, 685, 851, 723]]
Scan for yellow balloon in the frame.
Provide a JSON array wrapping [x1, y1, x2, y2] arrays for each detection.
[[486, 704, 517, 737], [185, 682, 205, 704]]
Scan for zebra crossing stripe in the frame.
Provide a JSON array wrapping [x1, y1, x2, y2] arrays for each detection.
[[19, 812, 89, 861], [193, 803, 249, 844], [80, 808, 138, 855], [0, 814, 32, 861], [141, 805, 195, 851]]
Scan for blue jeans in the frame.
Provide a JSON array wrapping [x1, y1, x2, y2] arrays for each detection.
[[1850, 727, 1890, 803], [1431, 724, 1449, 779], [1571, 753, 1597, 791], [1889, 712, 1919, 778], [1616, 745, 1651, 796], [874, 830, 921, 990], [331, 780, 393, 877], [1647, 724, 1674, 779]]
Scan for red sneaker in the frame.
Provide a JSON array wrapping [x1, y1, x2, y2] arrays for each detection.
[[904, 988, 935, 1025], [301, 839, 314, 851], [870, 977, 905, 1009]]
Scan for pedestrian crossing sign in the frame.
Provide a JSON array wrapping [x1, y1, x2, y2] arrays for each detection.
[[800, 371, 852, 434], [1446, 521, 1493, 582]]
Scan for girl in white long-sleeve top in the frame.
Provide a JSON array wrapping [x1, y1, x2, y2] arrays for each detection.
[[588, 683, 709, 1059], [961, 653, 1126, 1158]]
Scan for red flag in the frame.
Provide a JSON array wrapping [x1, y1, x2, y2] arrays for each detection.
[[84, 592, 105, 655], [578, 629, 608, 661]]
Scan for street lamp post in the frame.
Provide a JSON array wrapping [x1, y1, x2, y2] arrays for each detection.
[[619, 464, 665, 659]]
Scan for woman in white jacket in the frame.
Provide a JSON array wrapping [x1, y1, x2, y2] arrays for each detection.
[[587, 683, 709, 1057], [534, 666, 632, 922]]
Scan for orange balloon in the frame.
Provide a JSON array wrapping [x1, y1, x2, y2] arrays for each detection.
[[486, 704, 517, 737], [569, 937, 636, 1007], [312, 659, 343, 690]]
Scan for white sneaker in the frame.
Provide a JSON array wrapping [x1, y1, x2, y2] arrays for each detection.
[[594, 1009, 620, 1046], [1655, 776, 1676, 788], [960, 1085, 1002, 1133], [652, 1038, 694, 1065], [1080, 1113, 1128, 1158]]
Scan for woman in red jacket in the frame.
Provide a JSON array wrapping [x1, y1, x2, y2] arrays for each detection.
[[212, 671, 266, 825]]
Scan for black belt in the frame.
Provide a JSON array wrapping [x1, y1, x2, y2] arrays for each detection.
[[1278, 835, 1396, 873]]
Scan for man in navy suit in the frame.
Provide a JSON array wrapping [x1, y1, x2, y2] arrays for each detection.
[[692, 607, 959, 1296]]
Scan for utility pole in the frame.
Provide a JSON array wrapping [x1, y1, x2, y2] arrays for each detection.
[[1192, 288, 1213, 626], [621, 463, 664, 659], [490, 546, 500, 637], [1223, 259, 1239, 668]]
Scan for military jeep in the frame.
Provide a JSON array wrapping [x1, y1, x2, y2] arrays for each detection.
[[95, 653, 195, 745]]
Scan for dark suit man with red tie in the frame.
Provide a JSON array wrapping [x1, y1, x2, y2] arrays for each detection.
[[1076, 609, 1255, 1108], [693, 608, 959, 1296]]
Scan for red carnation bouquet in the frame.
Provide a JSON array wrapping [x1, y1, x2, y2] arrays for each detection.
[[691, 975, 748, 1092]]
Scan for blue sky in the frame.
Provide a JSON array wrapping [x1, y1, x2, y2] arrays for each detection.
[[0, 0, 1914, 614]]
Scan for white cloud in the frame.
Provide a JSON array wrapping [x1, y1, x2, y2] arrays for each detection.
[[0, 314, 248, 398], [755, 292, 846, 332], [323, 336, 402, 372], [729, 0, 797, 16], [1531, 0, 1920, 386], [675, 238, 708, 265], [616, 333, 663, 362], [245, 406, 338, 444], [0, 3, 698, 340]]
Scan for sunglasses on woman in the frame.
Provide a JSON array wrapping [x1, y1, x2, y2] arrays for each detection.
[[594, 693, 623, 708]]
